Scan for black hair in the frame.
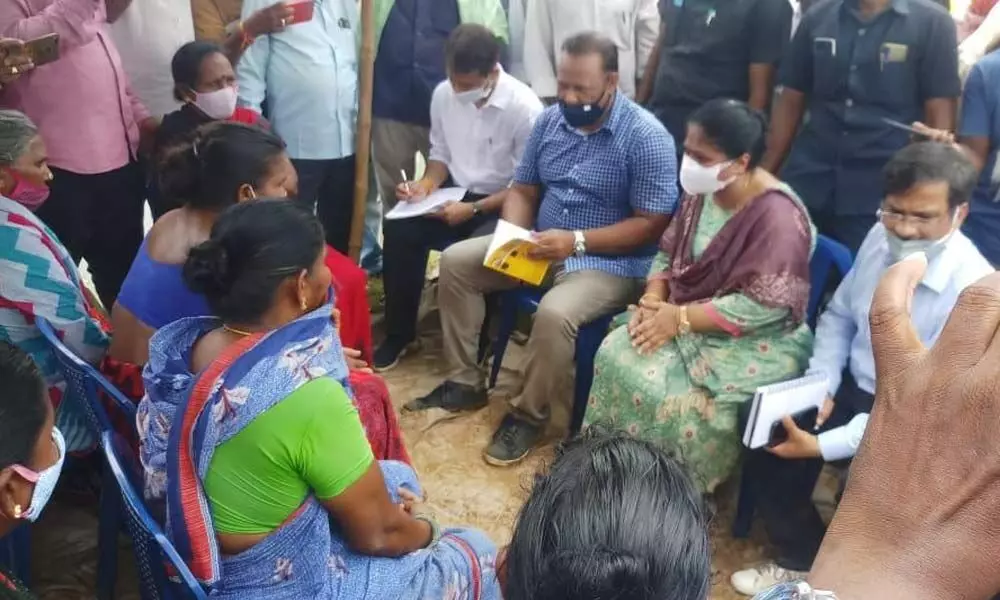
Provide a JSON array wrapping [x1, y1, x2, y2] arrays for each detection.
[[0, 342, 48, 471], [688, 98, 769, 169], [561, 31, 619, 74], [183, 200, 325, 324], [883, 141, 978, 209], [171, 41, 226, 102], [158, 121, 287, 211], [505, 428, 711, 600], [446, 24, 503, 77]]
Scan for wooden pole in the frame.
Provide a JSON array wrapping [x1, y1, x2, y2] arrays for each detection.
[[348, 0, 375, 262]]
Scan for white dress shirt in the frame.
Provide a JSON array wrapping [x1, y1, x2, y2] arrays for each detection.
[[110, 0, 195, 117], [810, 223, 994, 461], [428, 68, 544, 195], [522, 0, 660, 99]]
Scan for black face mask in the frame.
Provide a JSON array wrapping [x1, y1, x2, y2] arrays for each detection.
[[559, 84, 613, 128]]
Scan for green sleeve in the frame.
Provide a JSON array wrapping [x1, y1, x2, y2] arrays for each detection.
[[647, 249, 672, 279], [710, 293, 791, 332], [295, 377, 375, 501]]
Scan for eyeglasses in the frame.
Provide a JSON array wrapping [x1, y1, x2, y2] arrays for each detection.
[[876, 207, 952, 227]]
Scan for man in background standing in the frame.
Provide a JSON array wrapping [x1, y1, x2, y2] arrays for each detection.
[[109, 0, 194, 118], [0, 0, 157, 307], [522, 0, 659, 101], [760, 0, 959, 252], [638, 0, 792, 150], [238, 0, 359, 253]]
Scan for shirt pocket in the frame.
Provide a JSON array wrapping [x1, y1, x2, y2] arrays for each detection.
[[874, 42, 917, 110], [811, 37, 840, 96], [600, 0, 637, 52]]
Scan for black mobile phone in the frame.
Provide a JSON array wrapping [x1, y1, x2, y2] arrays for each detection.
[[880, 117, 931, 142], [24, 33, 60, 67], [767, 406, 819, 447]]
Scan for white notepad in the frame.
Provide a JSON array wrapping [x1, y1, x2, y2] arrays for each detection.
[[742, 372, 830, 449], [384, 187, 467, 220]]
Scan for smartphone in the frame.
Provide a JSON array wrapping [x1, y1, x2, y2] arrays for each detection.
[[881, 117, 931, 142], [288, 0, 315, 24], [767, 406, 819, 447], [24, 33, 59, 67]]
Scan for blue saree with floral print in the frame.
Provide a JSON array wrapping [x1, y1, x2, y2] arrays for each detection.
[[137, 304, 500, 599]]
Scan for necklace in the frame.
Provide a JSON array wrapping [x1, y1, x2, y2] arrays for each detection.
[[222, 324, 255, 337]]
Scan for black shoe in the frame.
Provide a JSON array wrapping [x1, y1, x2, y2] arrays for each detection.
[[373, 337, 420, 372], [404, 381, 488, 412], [484, 414, 542, 466]]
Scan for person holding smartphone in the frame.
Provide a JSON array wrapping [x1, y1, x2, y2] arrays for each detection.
[[0, 0, 160, 308], [731, 142, 994, 596]]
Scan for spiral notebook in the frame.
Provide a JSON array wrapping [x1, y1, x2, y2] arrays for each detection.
[[742, 372, 830, 449]]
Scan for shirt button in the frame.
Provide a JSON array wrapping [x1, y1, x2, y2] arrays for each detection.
[[845, 98, 854, 107], [858, 28, 866, 35], [563, 209, 569, 215], [850, 64, 858, 71]]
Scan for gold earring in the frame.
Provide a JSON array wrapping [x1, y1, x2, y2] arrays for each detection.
[[13, 504, 22, 519], [300, 297, 308, 312]]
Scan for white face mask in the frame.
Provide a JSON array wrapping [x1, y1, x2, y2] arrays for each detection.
[[12, 427, 66, 522], [884, 212, 959, 263], [193, 85, 238, 120], [679, 154, 736, 196], [452, 77, 493, 106]]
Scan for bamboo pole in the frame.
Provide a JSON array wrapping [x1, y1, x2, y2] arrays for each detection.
[[348, 0, 375, 262]]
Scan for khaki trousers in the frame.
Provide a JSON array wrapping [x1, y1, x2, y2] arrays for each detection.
[[371, 118, 431, 211], [439, 235, 643, 433]]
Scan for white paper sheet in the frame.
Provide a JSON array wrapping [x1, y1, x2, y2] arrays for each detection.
[[742, 372, 830, 449], [384, 187, 468, 220]]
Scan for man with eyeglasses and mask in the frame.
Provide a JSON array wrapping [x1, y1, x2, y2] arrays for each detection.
[[375, 24, 543, 371], [409, 31, 677, 467], [730, 141, 994, 596]]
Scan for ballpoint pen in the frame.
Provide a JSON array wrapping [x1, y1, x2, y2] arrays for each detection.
[[400, 169, 411, 195]]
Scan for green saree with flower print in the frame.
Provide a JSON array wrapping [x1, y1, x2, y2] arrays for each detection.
[[585, 187, 816, 493]]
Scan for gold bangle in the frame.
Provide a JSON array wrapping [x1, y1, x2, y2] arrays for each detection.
[[677, 304, 692, 335], [639, 293, 661, 305]]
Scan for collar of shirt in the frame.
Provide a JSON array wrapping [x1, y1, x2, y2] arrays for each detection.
[[557, 89, 625, 135], [483, 66, 515, 111], [842, 0, 910, 16], [870, 223, 978, 294]]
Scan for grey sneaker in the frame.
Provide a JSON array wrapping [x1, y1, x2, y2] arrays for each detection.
[[484, 414, 542, 466]]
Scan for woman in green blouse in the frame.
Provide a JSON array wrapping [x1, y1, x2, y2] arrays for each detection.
[[586, 99, 816, 493]]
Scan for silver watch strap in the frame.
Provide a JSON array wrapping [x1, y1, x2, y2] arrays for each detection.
[[751, 581, 838, 600]]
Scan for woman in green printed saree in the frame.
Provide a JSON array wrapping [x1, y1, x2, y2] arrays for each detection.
[[585, 100, 815, 493]]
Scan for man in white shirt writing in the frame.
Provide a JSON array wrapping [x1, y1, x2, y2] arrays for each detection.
[[375, 24, 543, 371], [732, 142, 995, 595]]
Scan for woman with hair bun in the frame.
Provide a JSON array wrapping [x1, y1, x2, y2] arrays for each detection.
[[138, 200, 498, 600], [586, 99, 816, 493], [109, 121, 402, 461]]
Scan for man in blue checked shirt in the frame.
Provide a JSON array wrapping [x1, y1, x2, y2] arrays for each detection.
[[407, 31, 678, 466]]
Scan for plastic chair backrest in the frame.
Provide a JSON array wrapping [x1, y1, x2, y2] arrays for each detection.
[[100, 431, 208, 600], [36, 318, 137, 434], [807, 235, 854, 328]]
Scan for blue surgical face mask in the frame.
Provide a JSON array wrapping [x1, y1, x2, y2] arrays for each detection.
[[884, 213, 959, 263], [559, 85, 613, 129], [13, 427, 66, 522]]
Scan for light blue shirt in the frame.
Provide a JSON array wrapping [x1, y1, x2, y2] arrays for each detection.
[[809, 223, 993, 461], [237, 0, 359, 160]]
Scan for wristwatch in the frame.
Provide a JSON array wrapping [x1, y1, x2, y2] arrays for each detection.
[[677, 305, 692, 335], [415, 515, 441, 547], [572, 230, 587, 256], [471, 200, 482, 216]]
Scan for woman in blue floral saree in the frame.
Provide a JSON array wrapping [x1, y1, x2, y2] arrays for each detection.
[[137, 200, 499, 599]]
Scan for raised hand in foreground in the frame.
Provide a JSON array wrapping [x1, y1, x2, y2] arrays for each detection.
[[808, 254, 1000, 599]]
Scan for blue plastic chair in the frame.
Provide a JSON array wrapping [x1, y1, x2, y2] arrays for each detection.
[[488, 288, 614, 436], [100, 431, 208, 600], [731, 235, 854, 538], [36, 318, 139, 599]]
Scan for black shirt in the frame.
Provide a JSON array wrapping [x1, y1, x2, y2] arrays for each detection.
[[649, 0, 793, 139], [779, 0, 960, 216]]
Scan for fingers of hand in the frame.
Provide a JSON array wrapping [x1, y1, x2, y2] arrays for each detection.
[[398, 488, 422, 504], [343, 347, 361, 358], [869, 253, 929, 374], [933, 271, 1000, 371], [816, 396, 834, 429]]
